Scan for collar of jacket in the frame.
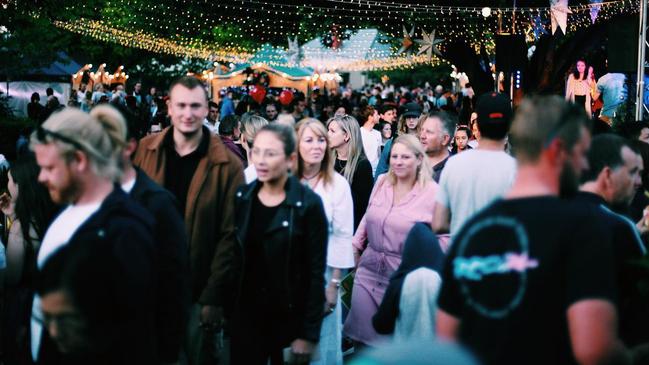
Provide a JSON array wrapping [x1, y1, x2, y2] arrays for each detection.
[[131, 167, 167, 198], [145, 126, 231, 165], [240, 174, 304, 208], [73, 185, 154, 236]]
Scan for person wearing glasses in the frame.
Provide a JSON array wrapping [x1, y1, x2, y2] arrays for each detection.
[[30, 106, 156, 363], [327, 114, 374, 232], [229, 123, 328, 364]]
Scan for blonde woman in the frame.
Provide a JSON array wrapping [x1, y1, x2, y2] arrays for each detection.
[[296, 119, 354, 365], [327, 115, 374, 231], [240, 115, 269, 183], [374, 105, 425, 179], [343, 134, 441, 347]]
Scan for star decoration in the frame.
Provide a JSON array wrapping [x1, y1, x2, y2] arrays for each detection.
[[550, 0, 572, 35], [286, 36, 301, 66], [397, 25, 416, 55], [416, 29, 444, 61]]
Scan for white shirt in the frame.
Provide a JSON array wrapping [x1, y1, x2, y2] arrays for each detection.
[[31, 202, 102, 360], [360, 127, 382, 176], [203, 119, 219, 135], [244, 165, 257, 184], [436, 149, 516, 237], [121, 176, 137, 194], [309, 173, 355, 269]]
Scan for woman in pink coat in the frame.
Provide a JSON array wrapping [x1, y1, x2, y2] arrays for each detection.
[[343, 134, 443, 347]]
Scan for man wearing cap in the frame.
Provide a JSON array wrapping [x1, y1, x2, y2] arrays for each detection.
[[433, 92, 516, 237], [374, 102, 422, 179]]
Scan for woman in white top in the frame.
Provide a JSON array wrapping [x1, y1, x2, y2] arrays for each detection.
[[296, 119, 354, 365], [565, 59, 597, 116], [240, 115, 269, 183]]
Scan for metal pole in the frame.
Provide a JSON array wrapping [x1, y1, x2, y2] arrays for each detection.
[[635, 0, 647, 121]]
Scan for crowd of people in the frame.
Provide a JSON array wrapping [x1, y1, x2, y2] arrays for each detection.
[[1, 70, 649, 365]]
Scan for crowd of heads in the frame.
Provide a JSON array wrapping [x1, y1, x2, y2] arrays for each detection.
[[5, 72, 649, 364]]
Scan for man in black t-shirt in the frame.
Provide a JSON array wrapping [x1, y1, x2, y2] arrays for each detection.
[[437, 96, 629, 365], [576, 133, 648, 346]]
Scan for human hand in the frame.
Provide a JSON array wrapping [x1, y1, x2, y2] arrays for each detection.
[[353, 249, 362, 267], [199, 305, 223, 331], [323, 284, 338, 316], [290, 338, 315, 364], [0, 192, 14, 218]]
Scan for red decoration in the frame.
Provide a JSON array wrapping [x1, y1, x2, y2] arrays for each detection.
[[249, 85, 267, 104], [279, 90, 294, 106]]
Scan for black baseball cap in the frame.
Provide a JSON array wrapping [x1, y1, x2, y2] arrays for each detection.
[[476, 92, 512, 127]]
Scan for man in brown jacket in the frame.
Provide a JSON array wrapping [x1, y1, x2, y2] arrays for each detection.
[[134, 76, 244, 364]]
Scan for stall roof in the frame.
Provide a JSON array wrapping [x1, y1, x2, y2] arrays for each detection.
[[26, 52, 83, 77], [301, 28, 393, 71], [225, 44, 313, 79]]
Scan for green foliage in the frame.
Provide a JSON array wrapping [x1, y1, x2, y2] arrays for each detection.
[[0, 91, 13, 119], [367, 64, 454, 88], [0, 115, 34, 161], [0, 8, 69, 79]]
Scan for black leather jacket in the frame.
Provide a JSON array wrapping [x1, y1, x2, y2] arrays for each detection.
[[233, 175, 328, 342]]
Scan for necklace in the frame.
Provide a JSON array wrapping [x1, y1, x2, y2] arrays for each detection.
[[302, 172, 320, 180]]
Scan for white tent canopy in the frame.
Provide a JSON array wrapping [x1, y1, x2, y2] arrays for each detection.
[[301, 28, 393, 71], [1, 81, 70, 118]]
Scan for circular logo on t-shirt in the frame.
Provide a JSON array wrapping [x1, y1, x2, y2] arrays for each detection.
[[453, 215, 538, 319]]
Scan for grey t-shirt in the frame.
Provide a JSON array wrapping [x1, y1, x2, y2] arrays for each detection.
[[436, 149, 516, 236]]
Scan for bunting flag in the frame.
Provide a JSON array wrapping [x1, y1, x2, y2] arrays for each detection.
[[550, 0, 572, 35]]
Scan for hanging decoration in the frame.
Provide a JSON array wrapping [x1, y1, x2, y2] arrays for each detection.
[[550, 0, 572, 35], [279, 89, 294, 106], [416, 29, 444, 61], [286, 36, 302, 66], [249, 85, 267, 104], [397, 25, 415, 55], [49, 0, 638, 71], [590, 0, 601, 23], [532, 15, 549, 40], [243, 67, 270, 87], [321, 25, 348, 49]]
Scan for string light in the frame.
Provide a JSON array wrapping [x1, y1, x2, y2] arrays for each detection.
[[46, 0, 637, 72]]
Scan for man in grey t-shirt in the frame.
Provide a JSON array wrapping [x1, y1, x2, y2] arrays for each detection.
[[433, 92, 516, 237]]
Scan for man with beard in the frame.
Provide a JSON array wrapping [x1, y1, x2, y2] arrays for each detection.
[[419, 111, 456, 183], [437, 96, 629, 365], [433, 92, 516, 237], [575, 134, 648, 346], [30, 106, 156, 363], [264, 101, 279, 122]]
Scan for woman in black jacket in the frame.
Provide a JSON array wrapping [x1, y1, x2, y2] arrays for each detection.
[[230, 123, 329, 365]]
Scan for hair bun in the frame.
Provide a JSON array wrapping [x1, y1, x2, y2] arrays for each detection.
[[90, 105, 127, 148]]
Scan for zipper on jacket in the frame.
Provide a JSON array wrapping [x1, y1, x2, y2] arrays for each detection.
[[286, 205, 295, 310]]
